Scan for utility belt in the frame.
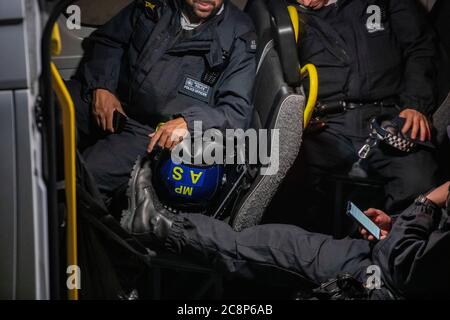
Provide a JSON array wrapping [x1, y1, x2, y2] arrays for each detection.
[[313, 100, 398, 118]]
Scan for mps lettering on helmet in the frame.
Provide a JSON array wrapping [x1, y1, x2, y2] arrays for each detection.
[[174, 185, 193, 196], [156, 156, 223, 204], [169, 164, 206, 198], [169, 164, 206, 187]]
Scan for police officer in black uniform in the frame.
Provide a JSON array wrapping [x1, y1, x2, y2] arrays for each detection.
[[291, 0, 440, 216], [68, 0, 256, 198], [121, 147, 450, 299]]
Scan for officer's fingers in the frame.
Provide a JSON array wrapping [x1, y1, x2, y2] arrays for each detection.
[[364, 208, 379, 217], [419, 119, 427, 142], [164, 132, 174, 149], [373, 216, 383, 224], [361, 228, 369, 240], [411, 116, 420, 140], [157, 130, 170, 149], [170, 127, 186, 141], [312, 0, 325, 9], [148, 130, 163, 153], [169, 135, 184, 151], [169, 139, 179, 151], [401, 115, 413, 134], [93, 111, 101, 128], [367, 235, 375, 241], [168, 140, 175, 151], [106, 109, 114, 133], [166, 128, 181, 145], [99, 113, 107, 131]]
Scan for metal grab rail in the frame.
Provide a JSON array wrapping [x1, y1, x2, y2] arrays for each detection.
[[50, 23, 78, 300], [287, 5, 319, 128], [300, 63, 319, 128]]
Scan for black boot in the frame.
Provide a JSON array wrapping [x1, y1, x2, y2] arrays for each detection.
[[121, 155, 173, 241]]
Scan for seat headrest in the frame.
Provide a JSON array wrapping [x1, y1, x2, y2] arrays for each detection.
[[245, 0, 301, 87]]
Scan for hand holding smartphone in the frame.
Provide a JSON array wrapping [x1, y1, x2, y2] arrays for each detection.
[[347, 202, 381, 240]]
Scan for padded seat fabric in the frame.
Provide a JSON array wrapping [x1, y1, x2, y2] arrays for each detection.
[[230, 0, 305, 231]]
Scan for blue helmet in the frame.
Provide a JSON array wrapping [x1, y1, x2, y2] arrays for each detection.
[[152, 148, 225, 213]]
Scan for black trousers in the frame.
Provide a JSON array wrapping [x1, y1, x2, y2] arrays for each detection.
[[165, 213, 374, 288], [67, 80, 153, 197], [301, 104, 440, 215]]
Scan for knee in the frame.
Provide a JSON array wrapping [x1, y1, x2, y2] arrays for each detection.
[[82, 150, 118, 194]]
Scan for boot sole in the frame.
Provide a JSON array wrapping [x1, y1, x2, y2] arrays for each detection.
[[120, 156, 143, 232]]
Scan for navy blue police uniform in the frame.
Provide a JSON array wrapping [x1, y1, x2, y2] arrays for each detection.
[[68, 0, 256, 197], [292, 0, 440, 216], [161, 192, 450, 299]]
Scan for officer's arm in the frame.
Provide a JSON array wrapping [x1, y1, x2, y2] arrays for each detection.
[[389, 0, 437, 115], [372, 202, 450, 298], [81, 1, 140, 100], [180, 34, 256, 132]]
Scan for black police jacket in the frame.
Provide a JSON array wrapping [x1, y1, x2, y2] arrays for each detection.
[[372, 202, 450, 299], [295, 0, 437, 115], [80, 0, 256, 132]]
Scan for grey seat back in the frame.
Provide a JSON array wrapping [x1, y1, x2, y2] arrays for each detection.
[[230, 0, 305, 231]]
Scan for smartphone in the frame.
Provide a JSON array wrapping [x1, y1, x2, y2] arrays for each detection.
[[113, 109, 127, 133], [346, 201, 381, 240]]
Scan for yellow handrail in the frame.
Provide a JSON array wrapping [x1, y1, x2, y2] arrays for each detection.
[[51, 24, 78, 300], [287, 5, 319, 129], [287, 5, 299, 43], [51, 22, 62, 56], [300, 64, 319, 128]]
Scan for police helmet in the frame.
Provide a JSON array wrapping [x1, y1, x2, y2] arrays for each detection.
[[151, 139, 225, 213]]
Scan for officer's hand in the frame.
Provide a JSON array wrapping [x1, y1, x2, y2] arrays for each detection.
[[147, 117, 188, 153], [92, 88, 126, 133], [426, 181, 450, 208], [399, 109, 431, 142], [297, 0, 329, 10], [360, 208, 392, 241]]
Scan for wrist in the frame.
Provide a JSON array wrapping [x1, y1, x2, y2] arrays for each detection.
[[416, 194, 441, 217]]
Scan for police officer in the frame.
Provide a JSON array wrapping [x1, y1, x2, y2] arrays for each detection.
[[121, 150, 450, 299], [68, 0, 256, 198], [290, 0, 440, 217]]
